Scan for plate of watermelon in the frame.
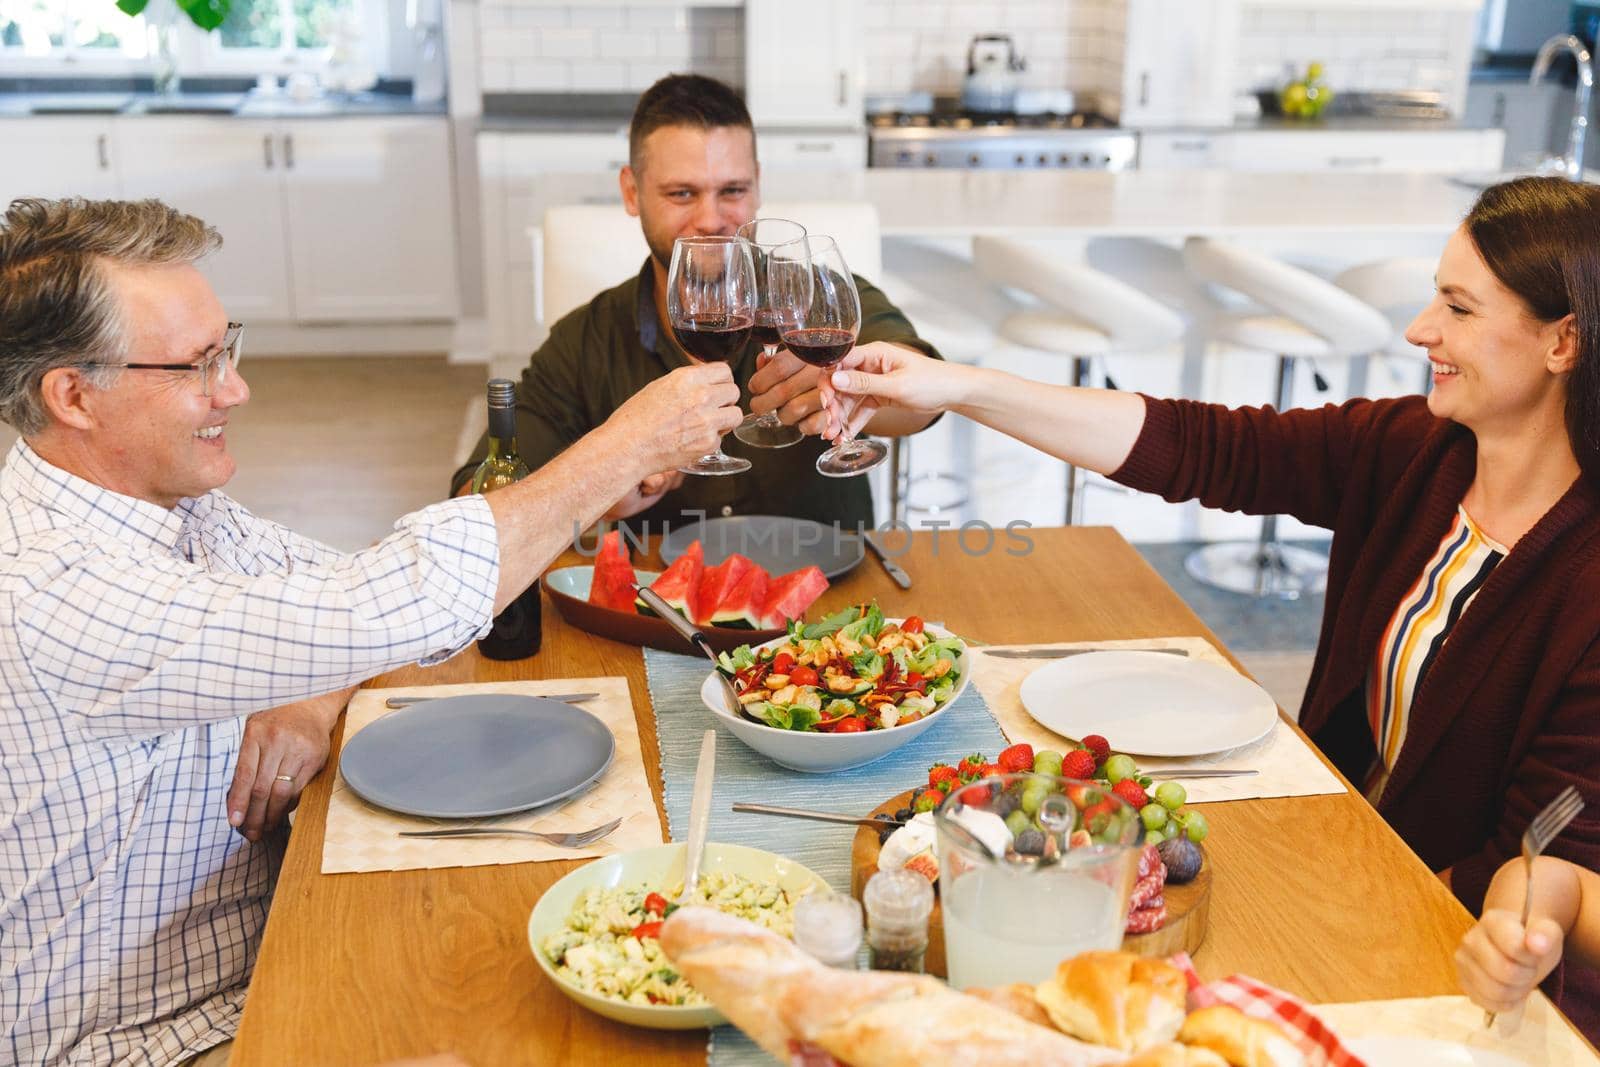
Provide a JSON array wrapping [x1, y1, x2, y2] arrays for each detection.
[[544, 530, 832, 655]]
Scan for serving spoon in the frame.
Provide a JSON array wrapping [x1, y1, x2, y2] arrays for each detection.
[[635, 584, 758, 723]]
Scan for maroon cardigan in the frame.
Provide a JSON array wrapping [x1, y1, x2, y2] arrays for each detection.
[[1113, 395, 1600, 1033]]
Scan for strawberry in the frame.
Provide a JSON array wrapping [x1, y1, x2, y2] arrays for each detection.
[[978, 762, 1003, 778], [958, 781, 993, 806], [956, 752, 987, 779], [1083, 798, 1117, 833], [1112, 779, 1150, 811], [1066, 782, 1096, 810], [997, 743, 1034, 774], [1060, 749, 1097, 781], [913, 791, 942, 814], [928, 763, 959, 791], [1082, 734, 1112, 766]]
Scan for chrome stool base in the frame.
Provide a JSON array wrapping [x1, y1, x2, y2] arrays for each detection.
[[1184, 541, 1329, 600]]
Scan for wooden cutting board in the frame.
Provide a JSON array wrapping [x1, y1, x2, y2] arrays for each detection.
[[850, 789, 1211, 977]]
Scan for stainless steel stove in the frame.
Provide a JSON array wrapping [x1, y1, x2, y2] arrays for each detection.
[[868, 110, 1138, 170]]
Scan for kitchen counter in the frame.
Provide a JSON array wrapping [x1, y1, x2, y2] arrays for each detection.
[[1225, 114, 1493, 133], [525, 168, 1481, 238], [0, 90, 445, 118]]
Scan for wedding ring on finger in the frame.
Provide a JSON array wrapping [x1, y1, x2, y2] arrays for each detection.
[[274, 774, 295, 784]]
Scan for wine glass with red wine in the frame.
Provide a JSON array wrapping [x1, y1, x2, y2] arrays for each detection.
[[733, 217, 808, 449], [770, 235, 887, 478], [666, 235, 756, 476]]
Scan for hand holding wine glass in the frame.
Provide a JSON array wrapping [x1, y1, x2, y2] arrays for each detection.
[[667, 236, 758, 476], [769, 235, 887, 477], [817, 342, 973, 440], [734, 217, 807, 448], [605, 362, 744, 476]]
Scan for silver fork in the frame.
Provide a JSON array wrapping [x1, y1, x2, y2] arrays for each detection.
[[1484, 784, 1585, 1028], [397, 815, 622, 847]]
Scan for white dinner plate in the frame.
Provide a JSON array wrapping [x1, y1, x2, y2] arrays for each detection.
[[1017, 650, 1277, 757], [1346, 1036, 1528, 1066]]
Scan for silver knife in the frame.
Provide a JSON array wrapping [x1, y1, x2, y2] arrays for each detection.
[[733, 801, 909, 828], [383, 692, 599, 708], [983, 647, 1191, 660], [1145, 768, 1257, 779], [862, 531, 911, 590]]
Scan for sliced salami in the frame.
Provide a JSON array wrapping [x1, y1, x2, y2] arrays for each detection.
[[1136, 843, 1162, 880], [1128, 869, 1165, 910], [1124, 902, 1168, 934]]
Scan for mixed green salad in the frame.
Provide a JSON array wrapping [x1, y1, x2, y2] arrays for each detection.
[[715, 601, 967, 732]]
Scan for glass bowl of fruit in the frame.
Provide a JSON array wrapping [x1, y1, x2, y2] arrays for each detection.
[[933, 772, 1142, 990]]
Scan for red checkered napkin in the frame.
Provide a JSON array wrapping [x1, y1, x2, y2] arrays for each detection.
[[1169, 953, 1368, 1067]]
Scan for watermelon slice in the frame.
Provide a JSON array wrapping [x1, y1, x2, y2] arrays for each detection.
[[708, 562, 769, 629], [588, 529, 638, 612], [641, 540, 704, 621], [757, 566, 829, 629], [692, 554, 757, 627]]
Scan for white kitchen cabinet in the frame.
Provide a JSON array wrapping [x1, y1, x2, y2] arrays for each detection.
[[0, 118, 121, 211], [1137, 132, 1227, 170], [1120, 0, 1241, 129], [115, 119, 295, 321], [743, 0, 862, 128], [1220, 128, 1506, 173], [114, 117, 456, 325], [282, 120, 458, 322], [757, 130, 866, 171]]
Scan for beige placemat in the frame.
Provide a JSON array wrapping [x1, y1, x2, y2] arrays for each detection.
[[321, 678, 663, 874], [970, 638, 1346, 803], [1313, 994, 1599, 1065]]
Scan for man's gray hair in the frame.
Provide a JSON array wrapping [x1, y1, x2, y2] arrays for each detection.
[[0, 198, 221, 436]]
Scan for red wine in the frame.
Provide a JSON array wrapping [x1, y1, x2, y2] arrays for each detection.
[[751, 309, 795, 349], [673, 315, 754, 363], [782, 327, 856, 367]]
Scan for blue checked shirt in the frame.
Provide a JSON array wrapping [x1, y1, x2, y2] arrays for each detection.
[[0, 441, 500, 1066]]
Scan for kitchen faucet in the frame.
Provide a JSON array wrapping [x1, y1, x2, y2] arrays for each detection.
[[1530, 33, 1593, 182]]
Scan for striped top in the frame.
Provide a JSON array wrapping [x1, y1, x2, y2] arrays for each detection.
[[1366, 506, 1507, 801]]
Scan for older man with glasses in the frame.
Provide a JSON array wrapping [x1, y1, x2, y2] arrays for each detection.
[[0, 197, 742, 1067]]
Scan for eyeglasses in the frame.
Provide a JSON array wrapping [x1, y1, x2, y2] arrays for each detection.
[[82, 322, 245, 398]]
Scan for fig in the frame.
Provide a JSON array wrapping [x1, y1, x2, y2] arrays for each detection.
[[1157, 835, 1203, 884]]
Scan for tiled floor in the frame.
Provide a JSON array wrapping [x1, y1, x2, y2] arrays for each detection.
[[0, 355, 1319, 708]]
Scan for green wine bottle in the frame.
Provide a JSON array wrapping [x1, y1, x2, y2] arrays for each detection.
[[473, 379, 539, 659], [472, 378, 530, 493]]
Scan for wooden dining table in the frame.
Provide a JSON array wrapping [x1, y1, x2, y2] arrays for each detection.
[[230, 526, 1504, 1066]]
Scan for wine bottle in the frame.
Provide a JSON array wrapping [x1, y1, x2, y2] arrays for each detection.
[[472, 379, 541, 660]]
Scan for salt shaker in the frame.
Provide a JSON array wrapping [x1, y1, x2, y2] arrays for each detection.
[[792, 890, 863, 969], [863, 869, 934, 973]]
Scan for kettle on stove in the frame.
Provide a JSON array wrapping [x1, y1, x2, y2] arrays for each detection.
[[961, 34, 1025, 114]]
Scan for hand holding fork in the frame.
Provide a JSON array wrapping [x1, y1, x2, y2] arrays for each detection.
[[1467, 784, 1585, 1032]]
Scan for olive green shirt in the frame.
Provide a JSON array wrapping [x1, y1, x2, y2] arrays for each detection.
[[452, 259, 942, 533]]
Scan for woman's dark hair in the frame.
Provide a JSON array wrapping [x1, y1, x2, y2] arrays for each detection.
[[1465, 176, 1600, 480], [628, 74, 754, 174]]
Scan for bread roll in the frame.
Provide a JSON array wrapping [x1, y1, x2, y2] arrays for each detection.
[[1123, 1042, 1231, 1067], [1177, 1006, 1305, 1067], [1033, 950, 1187, 1051], [968, 983, 1055, 1028], [779, 968, 1126, 1067], [658, 906, 818, 1060]]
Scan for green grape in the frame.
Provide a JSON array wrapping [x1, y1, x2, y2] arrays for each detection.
[[1019, 781, 1049, 816], [1155, 782, 1187, 811], [1004, 808, 1031, 839], [1183, 811, 1210, 843], [1032, 750, 1064, 777], [1104, 754, 1138, 785], [1140, 803, 1168, 832]]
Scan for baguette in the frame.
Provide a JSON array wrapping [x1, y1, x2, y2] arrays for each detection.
[[1034, 951, 1188, 1052], [1177, 1006, 1305, 1067], [967, 983, 1056, 1028]]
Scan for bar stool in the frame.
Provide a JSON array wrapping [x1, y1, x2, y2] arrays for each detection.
[[1181, 236, 1392, 599], [1335, 257, 1436, 395], [973, 236, 1185, 524]]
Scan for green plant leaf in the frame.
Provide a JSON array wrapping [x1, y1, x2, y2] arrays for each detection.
[[116, 0, 150, 14], [177, 0, 229, 31]]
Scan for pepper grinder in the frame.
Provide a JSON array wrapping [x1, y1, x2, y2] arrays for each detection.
[[863, 869, 933, 973]]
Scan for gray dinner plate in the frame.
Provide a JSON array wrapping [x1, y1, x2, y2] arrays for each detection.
[[660, 515, 863, 580], [339, 694, 615, 818]]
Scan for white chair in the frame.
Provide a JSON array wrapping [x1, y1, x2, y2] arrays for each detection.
[[1335, 257, 1436, 395], [1181, 236, 1392, 599], [973, 236, 1186, 524]]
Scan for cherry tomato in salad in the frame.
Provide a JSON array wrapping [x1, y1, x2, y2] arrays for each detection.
[[831, 716, 868, 733], [900, 616, 925, 634], [789, 665, 820, 687], [630, 920, 665, 940], [771, 652, 796, 675], [643, 892, 669, 916]]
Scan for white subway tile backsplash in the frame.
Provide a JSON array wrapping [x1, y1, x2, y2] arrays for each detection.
[[513, 60, 571, 91], [597, 29, 656, 59], [626, 61, 678, 90], [482, 60, 513, 91], [713, 28, 740, 59], [541, 27, 597, 59], [569, 6, 624, 30], [508, 7, 568, 29], [624, 7, 684, 31], [569, 60, 630, 90]]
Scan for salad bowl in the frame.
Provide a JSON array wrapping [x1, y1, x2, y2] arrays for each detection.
[[527, 841, 827, 1029], [697, 611, 971, 773]]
